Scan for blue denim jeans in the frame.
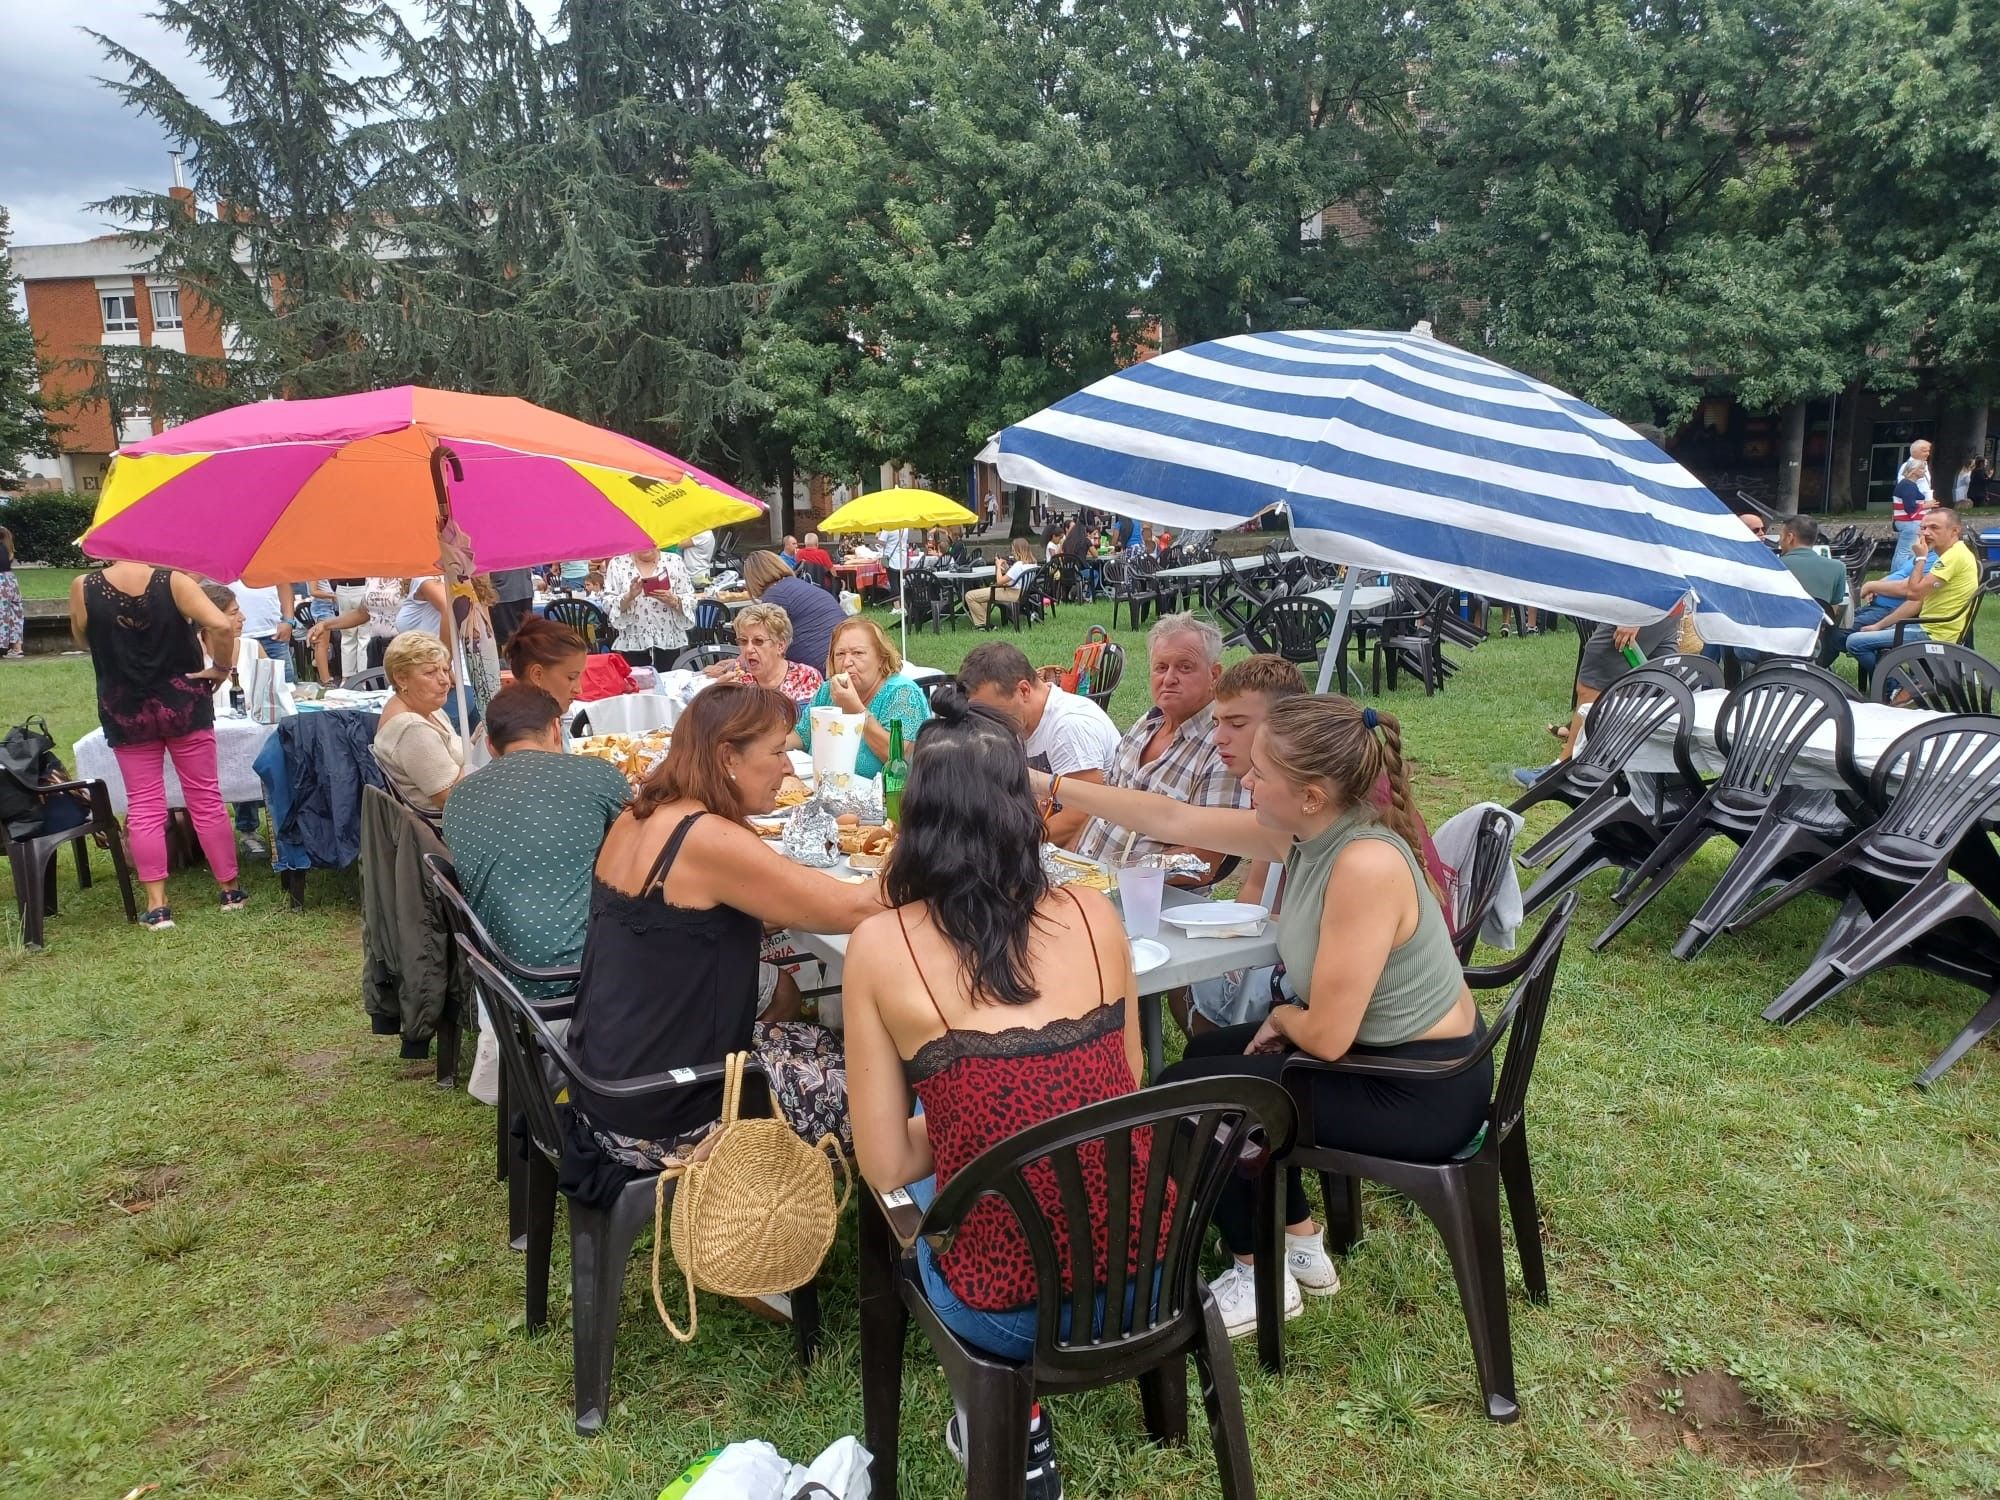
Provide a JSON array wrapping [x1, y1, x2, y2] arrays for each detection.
[[1846, 623, 1928, 676], [907, 1173, 1160, 1360]]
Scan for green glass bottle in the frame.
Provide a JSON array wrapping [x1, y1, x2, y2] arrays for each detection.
[[883, 719, 908, 823]]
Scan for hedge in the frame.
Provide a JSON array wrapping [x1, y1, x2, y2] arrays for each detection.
[[1, 492, 95, 567]]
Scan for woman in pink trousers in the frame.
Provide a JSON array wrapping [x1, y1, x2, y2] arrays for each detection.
[[70, 561, 246, 930]]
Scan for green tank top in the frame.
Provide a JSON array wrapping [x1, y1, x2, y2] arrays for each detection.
[[1273, 805, 1464, 1047]]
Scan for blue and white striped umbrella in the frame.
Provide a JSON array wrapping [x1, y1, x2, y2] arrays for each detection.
[[995, 328, 1823, 656]]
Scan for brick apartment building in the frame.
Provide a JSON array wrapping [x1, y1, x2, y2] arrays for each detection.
[[12, 186, 224, 495]]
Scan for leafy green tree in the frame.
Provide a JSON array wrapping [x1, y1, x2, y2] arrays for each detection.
[[1809, 0, 2000, 407], [1403, 0, 1854, 427], [744, 0, 1157, 481], [0, 206, 62, 487], [1082, 0, 1424, 346]]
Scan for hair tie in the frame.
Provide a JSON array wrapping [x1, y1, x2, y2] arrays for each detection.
[[1361, 706, 1379, 731]]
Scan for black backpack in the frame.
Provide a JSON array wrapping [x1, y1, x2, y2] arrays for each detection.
[[0, 715, 62, 839]]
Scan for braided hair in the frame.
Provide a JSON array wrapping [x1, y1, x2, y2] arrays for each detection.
[[1259, 695, 1435, 896]]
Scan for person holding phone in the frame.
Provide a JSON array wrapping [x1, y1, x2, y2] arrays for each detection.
[[604, 548, 691, 670]]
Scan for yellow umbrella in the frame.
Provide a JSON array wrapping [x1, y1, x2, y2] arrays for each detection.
[[814, 489, 980, 651], [814, 487, 978, 533]]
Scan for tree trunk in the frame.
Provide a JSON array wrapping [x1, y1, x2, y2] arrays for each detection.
[[1009, 487, 1035, 540], [1828, 380, 1862, 510], [1775, 401, 1807, 516]]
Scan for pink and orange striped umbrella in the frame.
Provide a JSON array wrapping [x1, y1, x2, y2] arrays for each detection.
[[82, 386, 765, 585]]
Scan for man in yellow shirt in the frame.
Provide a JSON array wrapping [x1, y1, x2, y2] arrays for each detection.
[[1845, 506, 1982, 678]]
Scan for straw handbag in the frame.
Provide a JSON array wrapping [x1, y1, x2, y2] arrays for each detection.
[[650, 1051, 851, 1342]]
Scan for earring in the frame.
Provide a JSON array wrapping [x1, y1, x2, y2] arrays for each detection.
[[729, 770, 737, 781]]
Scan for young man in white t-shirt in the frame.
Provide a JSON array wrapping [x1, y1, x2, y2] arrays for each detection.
[[958, 640, 1120, 846]]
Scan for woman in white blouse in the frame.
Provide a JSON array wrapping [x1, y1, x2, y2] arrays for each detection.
[[604, 548, 691, 670]]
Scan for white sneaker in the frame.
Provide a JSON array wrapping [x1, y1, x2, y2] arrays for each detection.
[[1286, 1232, 1342, 1297], [1207, 1261, 1301, 1341]]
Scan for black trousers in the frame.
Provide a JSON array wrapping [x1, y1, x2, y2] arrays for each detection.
[[1161, 1020, 1492, 1255]]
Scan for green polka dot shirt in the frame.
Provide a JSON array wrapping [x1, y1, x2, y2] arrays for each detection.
[[442, 750, 633, 995]]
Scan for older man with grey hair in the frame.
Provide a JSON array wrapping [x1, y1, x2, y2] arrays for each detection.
[[1072, 613, 1246, 881]]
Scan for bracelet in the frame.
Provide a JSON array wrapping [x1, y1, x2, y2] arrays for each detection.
[[1043, 773, 1064, 816]]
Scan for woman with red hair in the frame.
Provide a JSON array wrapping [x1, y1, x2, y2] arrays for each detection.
[[565, 683, 882, 1168]]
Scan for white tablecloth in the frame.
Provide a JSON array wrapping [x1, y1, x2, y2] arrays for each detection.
[[1155, 552, 1305, 582], [788, 883, 1274, 1078], [1610, 688, 1950, 790], [72, 715, 274, 815]]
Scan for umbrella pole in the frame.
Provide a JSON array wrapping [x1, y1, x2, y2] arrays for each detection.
[[899, 548, 908, 659], [1316, 569, 1360, 696], [429, 443, 474, 735]]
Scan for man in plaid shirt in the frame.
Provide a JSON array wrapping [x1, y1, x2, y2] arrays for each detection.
[[1072, 613, 1247, 882]]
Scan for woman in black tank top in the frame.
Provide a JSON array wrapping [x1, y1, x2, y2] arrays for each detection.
[[562, 684, 884, 1174], [69, 563, 242, 928]]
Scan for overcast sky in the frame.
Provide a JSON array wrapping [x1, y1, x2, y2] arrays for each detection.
[[0, 1, 562, 248]]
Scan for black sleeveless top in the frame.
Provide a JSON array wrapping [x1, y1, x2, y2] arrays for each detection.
[[567, 812, 763, 1141], [83, 568, 213, 748]]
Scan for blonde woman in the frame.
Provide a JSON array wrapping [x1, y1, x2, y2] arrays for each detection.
[[701, 601, 824, 704], [374, 632, 465, 811], [742, 549, 848, 670], [791, 616, 931, 779], [964, 537, 1038, 628], [1034, 695, 1481, 1337]]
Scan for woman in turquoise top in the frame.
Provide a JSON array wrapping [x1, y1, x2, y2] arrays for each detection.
[[792, 615, 931, 780], [1032, 694, 1485, 1340]]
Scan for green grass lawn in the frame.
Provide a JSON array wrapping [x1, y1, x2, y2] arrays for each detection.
[[10, 566, 83, 601], [6, 599, 2000, 1498]]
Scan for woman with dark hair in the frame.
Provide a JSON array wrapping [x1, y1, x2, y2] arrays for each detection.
[[842, 690, 1141, 1490], [565, 684, 882, 1171], [502, 615, 588, 715], [1033, 694, 1481, 1339]]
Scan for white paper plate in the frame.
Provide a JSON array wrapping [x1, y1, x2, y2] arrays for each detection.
[[1161, 902, 1270, 930], [1130, 938, 1171, 977]]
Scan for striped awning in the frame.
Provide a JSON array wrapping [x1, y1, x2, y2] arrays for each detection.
[[995, 328, 1823, 654]]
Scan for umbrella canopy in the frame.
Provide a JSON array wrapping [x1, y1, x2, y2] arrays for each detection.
[[82, 386, 765, 585], [814, 488, 979, 533], [995, 328, 1822, 655]]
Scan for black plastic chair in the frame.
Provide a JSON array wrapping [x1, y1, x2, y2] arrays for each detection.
[[797, 559, 838, 594], [684, 599, 731, 650], [544, 597, 617, 654], [1083, 642, 1125, 712], [992, 566, 1050, 631], [1647, 652, 1725, 691], [1244, 595, 1336, 668], [1513, 669, 1709, 919], [1870, 641, 2000, 712], [1741, 716, 2000, 1085], [671, 643, 739, 673], [1210, 553, 1274, 647], [902, 570, 959, 636], [1104, 557, 1163, 632], [1590, 662, 1867, 957], [423, 853, 579, 1248], [859, 1078, 1297, 1500], [1263, 894, 1577, 1421], [456, 940, 822, 1434], [5, 778, 137, 950], [1373, 585, 1459, 695], [340, 667, 389, 691], [1450, 806, 1518, 963]]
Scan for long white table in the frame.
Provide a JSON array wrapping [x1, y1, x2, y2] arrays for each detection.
[[73, 715, 274, 814], [1303, 584, 1397, 693], [1154, 552, 1304, 583], [787, 883, 1276, 1078], [1610, 687, 1951, 790]]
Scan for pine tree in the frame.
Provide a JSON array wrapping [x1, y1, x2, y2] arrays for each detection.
[[0, 206, 62, 487], [87, 0, 408, 419]]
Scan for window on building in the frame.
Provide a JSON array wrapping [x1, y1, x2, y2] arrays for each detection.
[[100, 292, 139, 333], [149, 287, 182, 330]]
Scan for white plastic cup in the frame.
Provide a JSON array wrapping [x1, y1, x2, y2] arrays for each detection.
[[1116, 863, 1167, 939], [809, 706, 865, 780]]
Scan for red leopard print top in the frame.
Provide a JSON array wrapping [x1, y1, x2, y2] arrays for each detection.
[[900, 890, 1170, 1312]]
